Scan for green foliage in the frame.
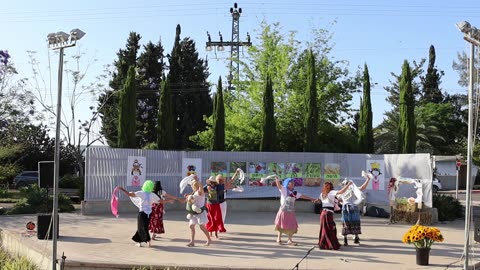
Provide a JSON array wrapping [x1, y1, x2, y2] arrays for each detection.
[[213, 77, 226, 151], [432, 193, 463, 221], [260, 75, 275, 151], [157, 78, 175, 150], [357, 64, 374, 153], [419, 45, 444, 104], [117, 66, 137, 148], [304, 50, 318, 152], [398, 60, 416, 153], [6, 185, 74, 215], [59, 174, 83, 189], [385, 59, 425, 108], [0, 247, 40, 270]]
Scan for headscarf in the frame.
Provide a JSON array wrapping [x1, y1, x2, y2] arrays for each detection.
[[282, 178, 294, 189], [142, 180, 155, 192]]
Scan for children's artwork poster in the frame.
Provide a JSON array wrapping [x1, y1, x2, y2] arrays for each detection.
[[304, 163, 321, 186], [182, 158, 202, 181], [266, 163, 284, 186], [210, 162, 227, 177], [248, 162, 267, 186], [324, 163, 341, 187], [285, 163, 303, 186], [128, 156, 146, 187], [229, 162, 247, 186], [366, 160, 385, 191]]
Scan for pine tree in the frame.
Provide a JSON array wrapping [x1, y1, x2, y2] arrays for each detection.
[[212, 77, 225, 151], [98, 32, 141, 147], [420, 45, 444, 104], [157, 77, 175, 150], [260, 75, 275, 152], [304, 50, 318, 152], [117, 66, 137, 148], [168, 24, 212, 150], [358, 64, 374, 153], [398, 60, 416, 153]]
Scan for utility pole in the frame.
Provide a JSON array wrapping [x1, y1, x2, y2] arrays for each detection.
[[206, 2, 252, 90]]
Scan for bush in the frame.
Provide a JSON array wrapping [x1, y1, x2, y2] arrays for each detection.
[[433, 193, 464, 221], [5, 185, 74, 215], [0, 247, 40, 270], [59, 174, 83, 189]]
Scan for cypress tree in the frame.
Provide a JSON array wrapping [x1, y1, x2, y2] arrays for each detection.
[[157, 77, 175, 150], [260, 74, 275, 152], [358, 64, 374, 153], [398, 60, 416, 153], [212, 76, 225, 151], [304, 50, 318, 152], [117, 66, 137, 148], [421, 45, 443, 104]]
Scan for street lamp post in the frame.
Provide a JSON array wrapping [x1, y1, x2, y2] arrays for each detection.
[[456, 21, 479, 270], [46, 28, 85, 270]]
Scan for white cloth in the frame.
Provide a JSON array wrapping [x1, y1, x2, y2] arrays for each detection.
[[131, 191, 160, 215], [320, 190, 336, 207], [220, 201, 227, 223]]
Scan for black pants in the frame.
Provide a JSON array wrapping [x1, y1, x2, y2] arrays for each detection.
[[132, 211, 151, 243]]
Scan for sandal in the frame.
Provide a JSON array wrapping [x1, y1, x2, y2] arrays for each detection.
[[276, 240, 283, 245], [186, 242, 195, 247], [287, 241, 298, 246]]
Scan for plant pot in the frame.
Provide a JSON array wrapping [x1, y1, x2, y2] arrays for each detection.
[[415, 247, 430, 265]]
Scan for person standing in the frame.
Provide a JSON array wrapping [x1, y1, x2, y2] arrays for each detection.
[[205, 176, 226, 238], [118, 180, 159, 248], [337, 174, 371, 246], [148, 180, 177, 240], [274, 177, 316, 246]]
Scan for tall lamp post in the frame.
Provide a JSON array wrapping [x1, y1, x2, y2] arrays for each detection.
[[456, 21, 479, 270], [46, 28, 85, 270]]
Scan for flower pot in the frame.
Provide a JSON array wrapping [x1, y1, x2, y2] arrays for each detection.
[[415, 247, 430, 265]]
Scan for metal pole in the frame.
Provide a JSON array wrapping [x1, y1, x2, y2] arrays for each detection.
[[52, 46, 64, 270], [463, 42, 474, 270], [456, 166, 459, 200]]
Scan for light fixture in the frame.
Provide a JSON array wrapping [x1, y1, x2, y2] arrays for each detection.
[[206, 46, 213, 51], [70, 28, 86, 41], [218, 46, 225, 51], [456, 21, 471, 33], [55, 31, 69, 43]]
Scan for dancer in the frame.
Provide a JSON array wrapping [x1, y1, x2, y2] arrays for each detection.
[[148, 180, 177, 240], [316, 181, 349, 250], [205, 176, 226, 238], [218, 168, 241, 224], [387, 178, 398, 224], [274, 177, 316, 246], [117, 180, 159, 248], [179, 176, 212, 247], [337, 174, 371, 246]]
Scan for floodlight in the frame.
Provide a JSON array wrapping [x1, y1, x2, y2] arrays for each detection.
[[218, 46, 225, 51], [206, 46, 213, 51], [47, 33, 57, 45], [456, 21, 471, 34], [55, 32, 69, 43], [70, 28, 86, 41]]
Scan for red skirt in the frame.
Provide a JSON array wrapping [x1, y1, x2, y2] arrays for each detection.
[[148, 203, 165, 234], [318, 210, 340, 250], [206, 203, 226, 232]]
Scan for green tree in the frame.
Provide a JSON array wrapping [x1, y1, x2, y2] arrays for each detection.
[[99, 32, 141, 147], [358, 63, 374, 153], [117, 66, 137, 148], [212, 77, 225, 151], [420, 45, 444, 104], [168, 24, 212, 150], [304, 49, 318, 152], [398, 60, 416, 153], [260, 74, 275, 152], [157, 78, 175, 150], [385, 59, 425, 108]]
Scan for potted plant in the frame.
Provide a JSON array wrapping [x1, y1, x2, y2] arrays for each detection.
[[402, 224, 444, 265]]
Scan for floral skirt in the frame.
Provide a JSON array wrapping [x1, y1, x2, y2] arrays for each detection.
[[148, 203, 165, 234]]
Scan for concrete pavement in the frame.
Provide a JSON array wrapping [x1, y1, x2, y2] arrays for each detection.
[[0, 208, 478, 270]]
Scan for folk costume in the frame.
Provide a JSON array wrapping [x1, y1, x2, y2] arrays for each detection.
[[274, 178, 302, 239], [318, 186, 341, 250], [148, 181, 166, 237], [129, 180, 160, 245], [338, 180, 363, 245], [205, 178, 227, 233]]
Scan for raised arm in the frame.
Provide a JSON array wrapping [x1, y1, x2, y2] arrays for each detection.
[[274, 175, 282, 190], [359, 175, 371, 191], [227, 168, 241, 185], [336, 181, 352, 195]]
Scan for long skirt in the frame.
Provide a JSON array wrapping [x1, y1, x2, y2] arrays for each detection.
[[132, 211, 151, 243], [148, 203, 165, 234], [274, 209, 298, 235], [318, 210, 340, 250], [220, 201, 227, 224], [341, 203, 361, 235], [206, 203, 226, 232]]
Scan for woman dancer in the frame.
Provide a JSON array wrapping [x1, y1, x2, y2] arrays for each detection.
[[205, 176, 226, 238], [316, 181, 350, 250], [118, 180, 159, 247], [148, 180, 176, 240], [337, 174, 371, 246], [274, 177, 316, 246]]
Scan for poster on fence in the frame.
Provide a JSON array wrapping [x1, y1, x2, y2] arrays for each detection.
[[324, 163, 340, 187], [285, 163, 303, 186], [266, 163, 284, 186], [304, 163, 322, 186], [211, 162, 227, 177], [249, 162, 266, 186], [366, 160, 385, 190], [127, 156, 146, 187], [182, 158, 202, 181], [229, 162, 247, 186]]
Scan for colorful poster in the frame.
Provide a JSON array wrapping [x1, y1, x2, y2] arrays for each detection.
[[366, 160, 385, 190], [266, 163, 284, 186], [229, 162, 247, 186], [248, 162, 267, 186], [304, 163, 321, 186], [182, 158, 202, 182], [285, 163, 303, 186], [211, 162, 227, 177], [324, 163, 341, 187], [127, 156, 146, 187]]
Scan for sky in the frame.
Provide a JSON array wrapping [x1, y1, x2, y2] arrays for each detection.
[[2, 0, 478, 145]]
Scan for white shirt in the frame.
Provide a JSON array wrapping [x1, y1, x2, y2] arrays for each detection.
[[133, 191, 160, 215], [320, 190, 336, 207]]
